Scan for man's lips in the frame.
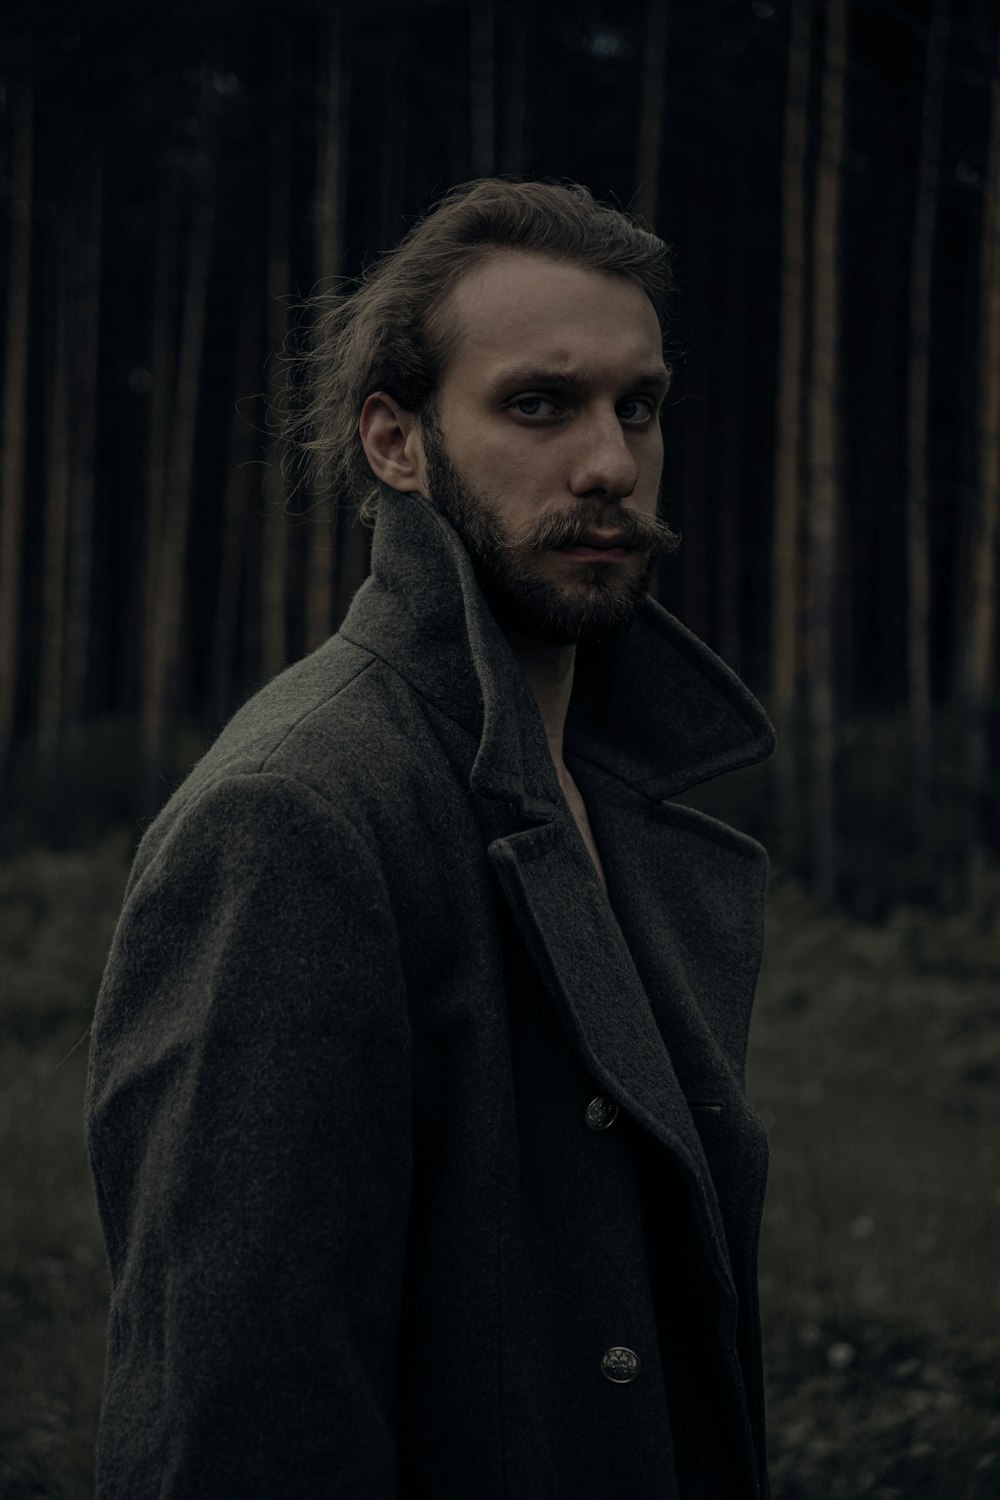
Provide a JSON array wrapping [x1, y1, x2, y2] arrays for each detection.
[[557, 544, 633, 561], [555, 531, 635, 562]]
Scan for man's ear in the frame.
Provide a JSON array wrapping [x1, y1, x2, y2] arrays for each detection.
[[359, 392, 427, 493]]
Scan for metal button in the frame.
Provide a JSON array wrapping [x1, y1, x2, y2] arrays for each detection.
[[584, 1095, 619, 1131], [601, 1346, 641, 1383]]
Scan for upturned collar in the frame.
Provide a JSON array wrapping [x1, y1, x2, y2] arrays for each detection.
[[338, 486, 775, 813]]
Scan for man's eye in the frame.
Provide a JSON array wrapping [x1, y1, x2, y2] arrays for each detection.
[[618, 397, 655, 424], [510, 395, 563, 419]]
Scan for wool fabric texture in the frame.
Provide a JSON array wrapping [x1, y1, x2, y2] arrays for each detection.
[[86, 485, 776, 1499]]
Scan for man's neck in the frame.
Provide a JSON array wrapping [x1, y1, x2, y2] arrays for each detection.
[[504, 631, 576, 775]]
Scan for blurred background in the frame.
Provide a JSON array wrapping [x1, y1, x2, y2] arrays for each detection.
[[1, 0, 998, 1495]]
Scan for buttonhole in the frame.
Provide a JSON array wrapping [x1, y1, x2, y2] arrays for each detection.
[[689, 1100, 723, 1113]]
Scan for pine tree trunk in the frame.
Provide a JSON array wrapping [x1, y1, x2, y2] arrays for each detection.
[[210, 268, 260, 723], [634, 0, 669, 229], [141, 165, 177, 759], [806, 0, 847, 908], [470, 0, 495, 178], [260, 77, 292, 683], [64, 135, 103, 727], [678, 355, 710, 642], [906, 0, 949, 859], [145, 192, 214, 775], [305, 16, 347, 654], [39, 248, 71, 752], [379, 16, 408, 244], [500, 0, 526, 177], [717, 157, 748, 674], [0, 74, 33, 776], [770, 0, 813, 863], [963, 29, 1000, 900]]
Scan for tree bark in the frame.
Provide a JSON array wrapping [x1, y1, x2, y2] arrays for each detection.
[[260, 58, 293, 683], [470, 0, 496, 178], [0, 73, 33, 775], [717, 154, 748, 675], [145, 189, 214, 773], [39, 246, 71, 752], [806, 0, 848, 908], [634, 0, 669, 229], [770, 0, 813, 861], [210, 267, 260, 723], [905, 0, 949, 857], [141, 164, 177, 758], [63, 134, 103, 727], [499, 0, 526, 177], [962, 22, 1000, 899], [305, 14, 348, 654], [379, 12, 409, 244]]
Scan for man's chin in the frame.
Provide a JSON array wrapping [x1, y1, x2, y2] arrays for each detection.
[[480, 574, 646, 646]]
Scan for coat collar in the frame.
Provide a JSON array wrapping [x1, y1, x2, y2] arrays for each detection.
[[338, 484, 775, 811], [339, 486, 770, 1317]]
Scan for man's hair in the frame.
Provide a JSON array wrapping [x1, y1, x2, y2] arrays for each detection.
[[286, 177, 676, 523]]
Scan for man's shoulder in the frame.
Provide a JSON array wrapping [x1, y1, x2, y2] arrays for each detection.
[[211, 630, 455, 770], [137, 632, 470, 873]]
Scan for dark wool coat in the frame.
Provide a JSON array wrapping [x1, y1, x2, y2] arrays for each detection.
[[86, 486, 777, 1500]]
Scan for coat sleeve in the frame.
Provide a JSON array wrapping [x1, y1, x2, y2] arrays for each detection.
[[85, 771, 411, 1498]]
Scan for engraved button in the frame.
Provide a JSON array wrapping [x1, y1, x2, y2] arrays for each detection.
[[584, 1095, 619, 1131], [601, 1346, 641, 1383]]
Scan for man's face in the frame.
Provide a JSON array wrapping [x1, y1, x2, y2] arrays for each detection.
[[416, 251, 677, 645]]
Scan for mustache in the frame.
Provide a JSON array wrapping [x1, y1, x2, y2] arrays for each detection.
[[498, 504, 681, 557]]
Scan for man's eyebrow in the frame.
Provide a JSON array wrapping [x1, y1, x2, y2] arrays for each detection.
[[487, 363, 673, 395]]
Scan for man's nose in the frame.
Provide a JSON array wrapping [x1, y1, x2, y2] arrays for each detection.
[[567, 411, 639, 501]]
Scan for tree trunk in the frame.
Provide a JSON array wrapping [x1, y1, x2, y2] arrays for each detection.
[[671, 189, 712, 639], [39, 247, 71, 752], [634, 0, 669, 229], [906, 0, 949, 859], [963, 25, 1000, 900], [770, 0, 813, 862], [379, 14, 409, 244], [499, 0, 526, 177], [141, 164, 177, 758], [145, 191, 214, 775], [260, 67, 293, 683], [210, 267, 261, 723], [0, 73, 33, 776], [717, 156, 748, 675], [64, 135, 103, 727], [806, 0, 847, 908], [305, 15, 348, 654], [678, 352, 710, 642], [470, 0, 496, 178]]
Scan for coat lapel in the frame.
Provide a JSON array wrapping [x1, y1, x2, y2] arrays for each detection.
[[487, 818, 738, 1300], [340, 485, 776, 1300]]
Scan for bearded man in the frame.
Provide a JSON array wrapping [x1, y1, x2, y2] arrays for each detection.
[[86, 179, 776, 1499]]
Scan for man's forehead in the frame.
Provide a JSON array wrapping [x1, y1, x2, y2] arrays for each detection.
[[441, 251, 665, 383]]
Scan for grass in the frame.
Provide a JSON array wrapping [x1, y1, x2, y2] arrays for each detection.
[[0, 838, 997, 1496], [0, 837, 132, 1500], [751, 879, 1000, 1497]]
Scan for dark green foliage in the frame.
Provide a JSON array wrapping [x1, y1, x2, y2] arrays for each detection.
[[681, 707, 995, 917], [751, 883, 1000, 1494], [0, 838, 129, 1500], [1, 719, 212, 858]]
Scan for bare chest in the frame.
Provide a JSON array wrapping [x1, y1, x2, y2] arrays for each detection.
[[557, 770, 609, 897]]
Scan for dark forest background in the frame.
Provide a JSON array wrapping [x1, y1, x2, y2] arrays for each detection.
[[1, 0, 998, 909], [2, 3, 999, 1497]]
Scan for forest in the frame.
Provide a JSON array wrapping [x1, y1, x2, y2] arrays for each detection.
[[0, 0, 997, 909], [1, 2, 999, 1497]]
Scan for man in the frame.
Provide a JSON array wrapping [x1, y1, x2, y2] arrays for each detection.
[[86, 179, 775, 1498]]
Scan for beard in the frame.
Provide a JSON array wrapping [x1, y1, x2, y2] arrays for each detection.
[[420, 416, 680, 646]]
